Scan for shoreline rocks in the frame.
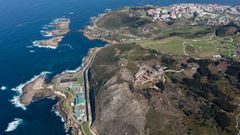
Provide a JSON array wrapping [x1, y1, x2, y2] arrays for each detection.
[[19, 75, 53, 105], [33, 18, 70, 49]]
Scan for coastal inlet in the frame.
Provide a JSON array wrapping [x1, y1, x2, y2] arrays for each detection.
[[33, 18, 70, 49]]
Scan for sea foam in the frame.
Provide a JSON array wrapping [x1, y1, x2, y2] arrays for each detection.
[[29, 50, 35, 53], [51, 104, 69, 133], [61, 44, 73, 49], [52, 104, 65, 122], [60, 57, 85, 74], [11, 71, 51, 110], [0, 86, 7, 90], [5, 118, 23, 132], [32, 41, 57, 49]]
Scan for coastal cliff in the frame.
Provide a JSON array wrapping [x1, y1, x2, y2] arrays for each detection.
[[17, 48, 99, 135]]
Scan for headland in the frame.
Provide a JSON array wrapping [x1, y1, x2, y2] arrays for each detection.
[[17, 3, 240, 135], [17, 47, 100, 135]]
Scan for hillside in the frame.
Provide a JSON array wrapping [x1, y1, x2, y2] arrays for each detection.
[[89, 43, 240, 135], [86, 4, 240, 135]]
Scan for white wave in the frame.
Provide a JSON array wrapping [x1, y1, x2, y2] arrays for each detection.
[[60, 57, 86, 75], [29, 50, 35, 53], [0, 86, 7, 90], [105, 8, 112, 12], [40, 30, 53, 37], [51, 104, 69, 133], [11, 71, 51, 110], [51, 104, 65, 122], [61, 44, 73, 49], [5, 118, 23, 132], [42, 24, 53, 29], [32, 41, 57, 49]]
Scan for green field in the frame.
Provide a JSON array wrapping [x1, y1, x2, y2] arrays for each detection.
[[140, 34, 238, 59], [140, 37, 185, 55], [82, 122, 92, 135]]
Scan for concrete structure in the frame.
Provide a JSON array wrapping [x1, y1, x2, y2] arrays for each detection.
[[132, 64, 166, 88]]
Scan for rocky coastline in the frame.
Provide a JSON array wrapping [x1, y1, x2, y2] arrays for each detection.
[[33, 18, 70, 49], [20, 75, 54, 105], [17, 48, 98, 135], [16, 3, 240, 135]]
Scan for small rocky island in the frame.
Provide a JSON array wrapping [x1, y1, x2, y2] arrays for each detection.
[[33, 18, 70, 49]]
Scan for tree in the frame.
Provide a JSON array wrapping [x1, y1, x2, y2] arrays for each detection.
[[214, 111, 231, 130], [161, 55, 175, 66], [197, 66, 211, 76], [156, 81, 165, 91]]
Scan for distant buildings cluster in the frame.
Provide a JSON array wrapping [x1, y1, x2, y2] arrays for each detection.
[[147, 4, 240, 26], [69, 83, 87, 122], [132, 64, 167, 88]]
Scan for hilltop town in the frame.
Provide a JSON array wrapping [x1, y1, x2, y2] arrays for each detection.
[[147, 4, 240, 26]]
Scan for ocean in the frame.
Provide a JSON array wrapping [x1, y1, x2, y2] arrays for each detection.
[[0, 0, 239, 134]]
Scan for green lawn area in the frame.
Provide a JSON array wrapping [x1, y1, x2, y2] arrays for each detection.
[[154, 24, 213, 39], [185, 39, 218, 57], [78, 75, 84, 83], [140, 34, 238, 59], [63, 89, 75, 97], [82, 122, 92, 135], [62, 99, 72, 113], [140, 37, 185, 55], [61, 89, 74, 112]]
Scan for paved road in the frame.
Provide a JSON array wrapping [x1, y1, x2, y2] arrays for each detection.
[[82, 48, 101, 135], [165, 69, 184, 73]]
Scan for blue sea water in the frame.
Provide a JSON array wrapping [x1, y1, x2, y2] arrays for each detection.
[[0, 0, 239, 134]]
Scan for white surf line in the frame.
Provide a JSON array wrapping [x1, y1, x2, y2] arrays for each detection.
[[59, 56, 86, 74], [51, 104, 65, 122], [32, 41, 57, 49], [11, 71, 51, 110], [51, 103, 69, 133], [5, 118, 23, 132], [61, 44, 73, 49]]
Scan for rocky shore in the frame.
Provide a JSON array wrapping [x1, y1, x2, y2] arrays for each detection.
[[33, 18, 70, 49], [18, 48, 99, 135], [19, 75, 53, 105], [83, 30, 115, 44]]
